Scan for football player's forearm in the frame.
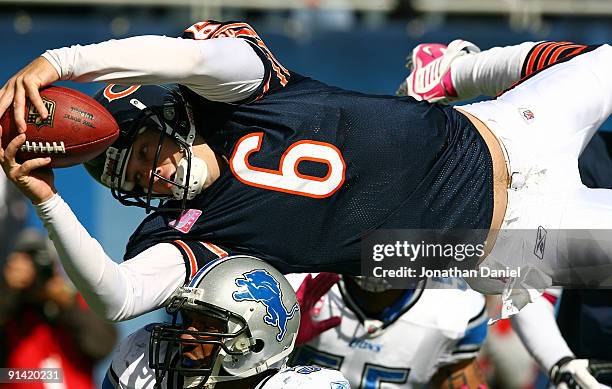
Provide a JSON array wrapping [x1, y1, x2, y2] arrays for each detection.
[[34, 194, 185, 321], [510, 293, 573, 373], [451, 41, 536, 100], [429, 359, 487, 389], [41, 35, 264, 103], [34, 194, 123, 319]]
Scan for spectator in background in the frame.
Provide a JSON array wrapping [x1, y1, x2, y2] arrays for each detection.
[[0, 171, 28, 263], [0, 228, 117, 389], [292, 0, 356, 32]]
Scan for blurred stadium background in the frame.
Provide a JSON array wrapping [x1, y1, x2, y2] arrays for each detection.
[[1, 0, 612, 387]]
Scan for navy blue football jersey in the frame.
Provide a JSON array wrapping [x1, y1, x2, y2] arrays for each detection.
[[124, 21, 494, 276]]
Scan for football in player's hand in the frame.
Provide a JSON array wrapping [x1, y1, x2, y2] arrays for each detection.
[[0, 86, 119, 168]]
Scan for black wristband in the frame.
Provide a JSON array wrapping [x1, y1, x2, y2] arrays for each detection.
[[550, 356, 577, 383]]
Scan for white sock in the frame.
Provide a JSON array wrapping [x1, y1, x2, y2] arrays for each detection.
[[451, 41, 538, 100]]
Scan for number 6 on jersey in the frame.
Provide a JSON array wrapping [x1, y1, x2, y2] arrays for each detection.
[[230, 132, 346, 198]]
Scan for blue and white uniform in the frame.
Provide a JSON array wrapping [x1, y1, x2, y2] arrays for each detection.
[[102, 326, 350, 389], [287, 276, 487, 389]]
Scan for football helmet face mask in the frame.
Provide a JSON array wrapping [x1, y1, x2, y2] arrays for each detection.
[[350, 276, 394, 293], [149, 256, 300, 389], [84, 84, 206, 212]]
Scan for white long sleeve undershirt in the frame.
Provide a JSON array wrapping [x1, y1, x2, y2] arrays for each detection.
[[35, 194, 186, 321], [41, 35, 265, 103], [510, 293, 574, 374]]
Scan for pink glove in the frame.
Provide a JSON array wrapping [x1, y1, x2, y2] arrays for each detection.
[[295, 273, 342, 346]]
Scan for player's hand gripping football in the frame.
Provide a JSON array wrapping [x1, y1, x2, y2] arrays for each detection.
[[295, 273, 342, 346], [0, 133, 56, 204], [0, 57, 60, 204], [0, 56, 60, 135]]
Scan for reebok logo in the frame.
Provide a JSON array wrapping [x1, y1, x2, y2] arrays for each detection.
[[534, 226, 547, 259]]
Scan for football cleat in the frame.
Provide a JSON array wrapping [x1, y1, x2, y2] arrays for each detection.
[[398, 39, 480, 104]]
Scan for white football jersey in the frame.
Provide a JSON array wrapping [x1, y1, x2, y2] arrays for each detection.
[[287, 276, 487, 389], [102, 325, 350, 389], [254, 366, 350, 389]]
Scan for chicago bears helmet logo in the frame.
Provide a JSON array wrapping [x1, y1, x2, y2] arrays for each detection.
[[232, 269, 299, 341], [103, 84, 141, 102]]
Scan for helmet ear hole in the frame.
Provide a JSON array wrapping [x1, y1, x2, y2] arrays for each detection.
[[251, 339, 265, 353]]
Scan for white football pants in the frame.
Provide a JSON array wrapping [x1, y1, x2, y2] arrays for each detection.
[[458, 44, 612, 317]]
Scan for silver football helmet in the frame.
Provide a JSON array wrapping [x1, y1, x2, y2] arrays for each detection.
[[149, 256, 300, 388]]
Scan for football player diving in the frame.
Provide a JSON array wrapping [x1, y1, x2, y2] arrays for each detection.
[[102, 255, 350, 389], [1, 21, 612, 323]]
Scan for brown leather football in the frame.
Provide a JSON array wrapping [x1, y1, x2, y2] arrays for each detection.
[[0, 86, 119, 168]]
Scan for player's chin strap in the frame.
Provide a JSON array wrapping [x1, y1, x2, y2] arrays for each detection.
[[173, 152, 208, 201], [169, 100, 208, 201], [363, 319, 386, 337]]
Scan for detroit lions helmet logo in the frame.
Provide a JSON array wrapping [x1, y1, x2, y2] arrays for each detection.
[[232, 269, 299, 341]]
